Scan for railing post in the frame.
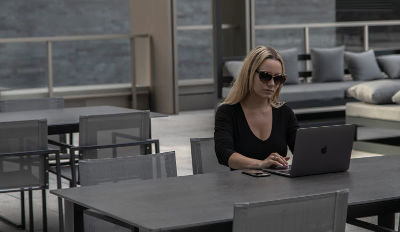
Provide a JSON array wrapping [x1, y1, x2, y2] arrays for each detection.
[[130, 37, 137, 109], [364, 25, 369, 51], [249, 0, 255, 50], [47, 41, 54, 97], [304, 26, 310, 70]]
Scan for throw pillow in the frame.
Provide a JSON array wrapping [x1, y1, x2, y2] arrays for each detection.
[[392, 90, 400, 104], [347, 80, 400, 104], [344, 50, 384, 81], [311, 46, 345, 82], [225, 61, 243, 80], [279, 48, 299, 85], [377, 55, 400, 79]]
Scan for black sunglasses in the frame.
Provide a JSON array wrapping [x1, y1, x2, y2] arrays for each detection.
[[255, 70, 286, 84]]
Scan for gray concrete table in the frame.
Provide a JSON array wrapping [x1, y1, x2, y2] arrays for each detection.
[[51, 155, 400, 232], [0, 106, 163, 135]]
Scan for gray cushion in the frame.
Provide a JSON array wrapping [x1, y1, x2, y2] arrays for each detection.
[[280, 48, 299, 85], [345, 50, 384, 81], [393, 90, 400, 104], [311, 46, 345, 83], [377, 55, 400, 79], [347, 79, 400, 104], [279, 81, 362, 102], [224, 61, 243, 80]]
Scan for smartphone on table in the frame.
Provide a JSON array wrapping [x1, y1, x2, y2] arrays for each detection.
[[241, 169, 271, 177]]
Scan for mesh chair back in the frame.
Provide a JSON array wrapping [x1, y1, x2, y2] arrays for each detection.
[[79, 151, 177, 186], [233, 190, 349, 232], [80, 152, 176, 232], [190, 137, 229, 174], [0, 119, 48, 190], [0, 97, 65, 146], [0, 97, 64, 112], [79, 111, 150, 160]]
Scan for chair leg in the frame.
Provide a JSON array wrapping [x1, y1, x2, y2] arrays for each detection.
[[28, 189, 34, 232], [20, 190, 26, 229], [42, 189, 48, 232]]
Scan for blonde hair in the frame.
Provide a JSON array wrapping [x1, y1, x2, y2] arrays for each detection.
[[222, 46, 285, 107]]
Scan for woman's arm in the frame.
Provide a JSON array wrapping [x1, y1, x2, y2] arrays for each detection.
[[228, 152, 288, 170], [214, 105, 236, 166]]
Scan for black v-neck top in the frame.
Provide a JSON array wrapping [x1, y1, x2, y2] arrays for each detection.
[[214, 103, 299, 166]]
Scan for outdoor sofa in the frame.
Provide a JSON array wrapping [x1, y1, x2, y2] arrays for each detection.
[[220, 47, 400, 126]]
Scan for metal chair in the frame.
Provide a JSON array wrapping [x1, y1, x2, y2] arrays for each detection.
[[0, 97, 70, 158], [233, 190, 349, 232], [77, 151, 177, 232], [0, 119, 57, 232], [190, 137, 229, 174], [50, 111, 160, 187]]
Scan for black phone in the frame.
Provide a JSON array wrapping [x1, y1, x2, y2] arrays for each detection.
[[241, 169, 271, 177]]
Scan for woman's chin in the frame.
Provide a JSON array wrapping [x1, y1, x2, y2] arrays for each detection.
[[256, 93, 274, 100]]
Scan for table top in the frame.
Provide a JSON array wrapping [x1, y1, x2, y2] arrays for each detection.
[[0, 106, 164, 134], [51, 155, 400, 231]]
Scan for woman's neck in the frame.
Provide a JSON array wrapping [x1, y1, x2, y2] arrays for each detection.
[[241, 94, 271, 111]]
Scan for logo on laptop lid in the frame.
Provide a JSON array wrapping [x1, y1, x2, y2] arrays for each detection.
[[321, 145, 328, 154]]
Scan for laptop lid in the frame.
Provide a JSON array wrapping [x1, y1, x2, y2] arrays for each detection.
[[266, 124, 355, 177]]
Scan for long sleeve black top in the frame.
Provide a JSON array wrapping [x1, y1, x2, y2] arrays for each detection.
[[214, 103, 299, 166]]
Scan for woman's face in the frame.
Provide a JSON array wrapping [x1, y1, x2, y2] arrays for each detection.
[[252, 59, 283, 100]]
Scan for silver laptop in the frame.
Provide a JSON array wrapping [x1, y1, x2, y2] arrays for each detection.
[[264, 124, 355, 177]]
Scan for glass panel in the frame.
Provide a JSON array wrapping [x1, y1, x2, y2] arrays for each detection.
[[369, 25, 400, 50], [176, 0, 211, 26], [255, 29, 305, 53], [176, 0, 212, 80], [53, 39, 130, 87], [254, 0, 335, 25], [0, 43, 47, 90], [332, 27, 364, 52], [0, 1, 130, 37], [177, 30, 212, 80], [308, 27, 364, 51]]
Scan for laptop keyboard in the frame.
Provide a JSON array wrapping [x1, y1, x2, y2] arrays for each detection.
[[278, 169, 291, 174]]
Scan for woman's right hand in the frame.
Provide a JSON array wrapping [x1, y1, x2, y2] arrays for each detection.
[[259, 152, 289, 169]]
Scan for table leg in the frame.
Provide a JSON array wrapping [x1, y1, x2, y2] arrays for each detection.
[[378, 213, 395, 229], [73, 203, 87, 232]]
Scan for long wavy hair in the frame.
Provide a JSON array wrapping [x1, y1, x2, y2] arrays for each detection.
[[222, 46, 285, 107]]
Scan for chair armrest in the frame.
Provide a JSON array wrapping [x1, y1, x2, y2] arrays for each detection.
[[48, 139, 74, 149], [73, 139, 160, 153], [347, 218, 396, 232]]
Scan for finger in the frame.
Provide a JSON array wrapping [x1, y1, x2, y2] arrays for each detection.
[[272, 160, 284, 168], [269, 153, 287, 166], [284, 157, 290, 161], [275, 154, 288, 166]]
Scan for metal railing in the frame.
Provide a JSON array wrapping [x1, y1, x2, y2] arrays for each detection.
[[0, 34, 151, 107], [253, 20, 400, 53]]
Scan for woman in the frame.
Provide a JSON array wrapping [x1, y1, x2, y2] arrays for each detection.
[[214, 46, 298, 170]]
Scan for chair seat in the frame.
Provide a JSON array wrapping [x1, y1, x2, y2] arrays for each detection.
[[49, 165, 79, 182]]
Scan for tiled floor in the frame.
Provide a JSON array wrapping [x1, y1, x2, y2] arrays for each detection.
[[0, 109, 398, 231]]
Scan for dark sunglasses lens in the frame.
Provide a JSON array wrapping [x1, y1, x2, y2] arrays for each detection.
[[259, 71, 285, 84], [273, 75, 286, 84], [259, 72, 273, 82]]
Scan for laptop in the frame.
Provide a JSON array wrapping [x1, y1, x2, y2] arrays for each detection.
[[264, 124, 355, 177]]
